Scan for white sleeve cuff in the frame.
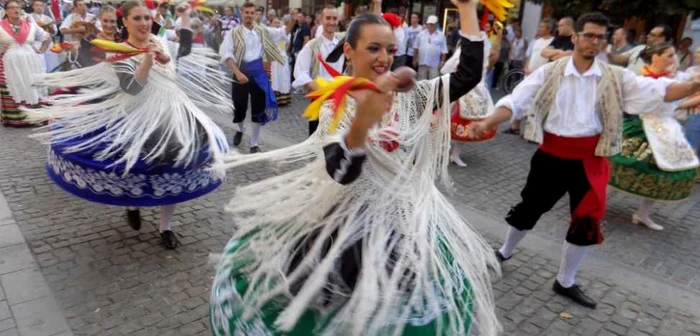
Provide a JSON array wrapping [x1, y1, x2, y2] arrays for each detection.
[[458, 31, 486, 42], [494, 95, 520, 122], [292, 75, 313, 88], [338, 136, 367, 157]]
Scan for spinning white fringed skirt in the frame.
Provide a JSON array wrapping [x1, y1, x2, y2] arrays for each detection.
[[26, 36, 232, 207], [210, 75, 500, 336]]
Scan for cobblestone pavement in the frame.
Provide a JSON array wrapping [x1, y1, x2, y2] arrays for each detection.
[[0, 92, 699, 335]]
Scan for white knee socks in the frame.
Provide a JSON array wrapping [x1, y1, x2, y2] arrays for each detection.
[[250, 123, 262, 147], [556, 242, 588, 288], [637, 199, 655, 218], [450, 144, 467, 167], [160, 205, 176, 232], [499, 227, 527, 259], [235, 122, 245, 133]]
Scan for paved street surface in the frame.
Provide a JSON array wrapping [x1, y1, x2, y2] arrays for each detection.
[[0, 92, 699, 335]]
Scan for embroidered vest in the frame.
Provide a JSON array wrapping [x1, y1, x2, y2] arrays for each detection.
[[309, 32, 345, 79], [231, 24, 285, 67], [523, 57, 625, 157]]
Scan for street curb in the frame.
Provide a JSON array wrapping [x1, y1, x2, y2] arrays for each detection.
[[453, 201, 700, 315], [0, 192, 74, 336]]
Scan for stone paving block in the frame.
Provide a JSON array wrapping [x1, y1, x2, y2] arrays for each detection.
[[0, 268, 51, 305], [0, 245, 35, 275], [0, 301, 11, 321], [0, 328, 18, 336], [0, 224, 24, 249], [0, 318, 14, 333], [11, 296, 70, 336]]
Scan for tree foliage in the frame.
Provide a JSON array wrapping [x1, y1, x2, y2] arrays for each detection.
[[527, 0, 700, 23]]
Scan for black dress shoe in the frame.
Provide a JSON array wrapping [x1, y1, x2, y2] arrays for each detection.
[[552, 280, 597, 309], [160, 230, 179, 250], [502, 128, 520, 135], [126, 209, 141, 231], [233, 131, 243, 146], [250, 146, 260, 153], [495, 250, 511, 263]]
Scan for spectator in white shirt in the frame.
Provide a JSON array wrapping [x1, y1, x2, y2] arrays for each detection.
[[404, 12, 422, 69], [412, 15, 447, 80], [218, 5, 238, 38], [59, 0, 96, 42], [524, 18, 555, 76], [509, 26, 528, 69], [504, 19, 553, 135]]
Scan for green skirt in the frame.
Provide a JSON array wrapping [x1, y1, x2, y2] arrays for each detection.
[[608, 118, 697, 201], [209, 235, 474, 336]]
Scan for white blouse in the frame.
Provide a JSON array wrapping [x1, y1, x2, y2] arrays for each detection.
[[496, 58, 674, 137]]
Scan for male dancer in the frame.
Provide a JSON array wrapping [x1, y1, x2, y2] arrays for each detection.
[[292, 5, 344, 136], [470, 12, 700, 309], [220, 2, 286, 153]]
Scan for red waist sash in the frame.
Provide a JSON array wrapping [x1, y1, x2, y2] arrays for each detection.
[[539, 132, 608, 244]]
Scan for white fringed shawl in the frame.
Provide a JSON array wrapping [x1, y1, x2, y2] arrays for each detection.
[[25, 36, 231, 175], [211, 74, 501, 336]]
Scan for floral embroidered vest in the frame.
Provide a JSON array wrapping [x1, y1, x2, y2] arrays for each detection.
[[523, 57, 625, 157]]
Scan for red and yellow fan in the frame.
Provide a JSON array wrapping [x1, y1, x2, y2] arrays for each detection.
[[303, 55, 416, 134], [480, 0, 514, 22], [303, 55, 379, 133], [89, 39, 149, 62]]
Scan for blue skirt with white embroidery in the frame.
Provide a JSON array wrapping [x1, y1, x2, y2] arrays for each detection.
[[46, 128, 223, 207]]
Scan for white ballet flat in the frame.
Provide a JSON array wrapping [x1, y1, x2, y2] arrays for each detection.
[[450, 155, 467, 167], [632, 213, 664, 231]]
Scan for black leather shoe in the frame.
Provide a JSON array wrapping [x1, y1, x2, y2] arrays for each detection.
[[160, 230, 179, 250], [233, 131, 243, 146], [553, 280, 597, 309], [495, 250, 511, 263], [250, 146, 260, 153], [126, 209, 141, 231]]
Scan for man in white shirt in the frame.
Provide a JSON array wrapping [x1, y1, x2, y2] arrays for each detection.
[[404, 12, 422, 69], [524, 19, 555, 76], [220, 2, 287, 153], [293, 5, 343, 136], [504, 19, 555, 135], [470, 12, 700, 309], [608, 24, 673, 75], [412, 15, 447, 80], [392, 14, 406, 69], [59, 0, 95, 42]]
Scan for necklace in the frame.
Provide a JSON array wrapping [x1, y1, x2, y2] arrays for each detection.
[[8, 20, 21, 34]]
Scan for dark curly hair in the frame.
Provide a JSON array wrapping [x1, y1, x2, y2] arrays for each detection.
[[574, 12, 610, 33]]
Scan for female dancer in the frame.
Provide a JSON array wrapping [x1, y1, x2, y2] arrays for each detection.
[[608, 43, 699, 231], [270, 17, 291, 106], [0, 0, 49, 126], [72, 5, 121, 67], [26, 2, 230, 249], [210, 0, 500, 335], [441, 36, 497, 167]]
